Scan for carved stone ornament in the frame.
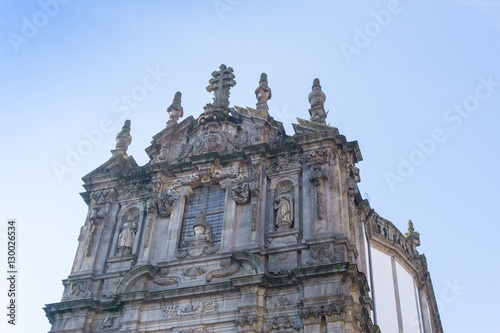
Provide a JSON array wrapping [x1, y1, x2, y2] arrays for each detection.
[[90, 188, 117, 205], [158, 180, 182, 217], [206, 258, 239, 282], [117, 215, 137, 255], [167, 91, 184, 123], [176, 211, 220, 258], [235, 314, 258, 327], [264, 315, 301, 332], [85, 205, 106, 257], [231, 173, 250, 204], [298, 303, 346, 319], [152, 268, 180, 286], [255, 72, 272, 112], [276, 296, 291, 308], [62, 279, 91, 301], [305, 243, 339, 265], [101, 316, 117, 329], [274, 181, 294, 230], [183, 266, 207, 280], [308, 78, 328, 124], [163, 301, 219, 319]]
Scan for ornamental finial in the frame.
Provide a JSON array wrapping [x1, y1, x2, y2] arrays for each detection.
[[255, 72, 272, 113], [114, 120, 132, 154], [167, 91, 184, 124], [308, 78, 328, 123]]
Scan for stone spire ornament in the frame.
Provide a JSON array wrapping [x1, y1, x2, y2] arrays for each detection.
[[167, 91, 184, 124], [255, 73, 272, 113], [405, 220, 421, 253], [114, 120, 132, 154], [199, 64, 236, 124], [308, 78, 328, 124]]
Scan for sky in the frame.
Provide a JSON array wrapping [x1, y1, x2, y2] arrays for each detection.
[[0, 0, 499, 332]]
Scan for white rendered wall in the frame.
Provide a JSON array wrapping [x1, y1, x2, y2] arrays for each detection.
[[396, 262, 422, 333], [371, 248, 399, 333]]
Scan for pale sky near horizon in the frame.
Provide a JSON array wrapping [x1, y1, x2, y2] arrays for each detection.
[[1, 1, 499, 332]]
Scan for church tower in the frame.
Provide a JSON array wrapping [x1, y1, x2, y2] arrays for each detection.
[[45, 65, 442, 333]]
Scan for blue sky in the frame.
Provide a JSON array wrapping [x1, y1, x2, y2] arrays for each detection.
[[1, 0, 499, 331]]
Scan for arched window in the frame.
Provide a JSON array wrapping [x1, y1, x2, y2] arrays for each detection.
[[383, 227, 387, 237], [180, 185, 225, 244]]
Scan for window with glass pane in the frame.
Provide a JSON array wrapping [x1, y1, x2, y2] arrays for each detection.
[[180, 185, 225, 244]]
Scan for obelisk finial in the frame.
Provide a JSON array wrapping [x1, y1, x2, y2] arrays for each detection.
[[114, 120, 132, 155], [167, 91, 184, 125], [255, 72, 272, 113], [308, 78, 328, 123]]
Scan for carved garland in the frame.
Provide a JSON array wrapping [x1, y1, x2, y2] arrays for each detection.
[[206, 258, 239, 282]]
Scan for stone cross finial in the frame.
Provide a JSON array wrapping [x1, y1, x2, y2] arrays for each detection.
[[255, 72, 272, 113], [206, 64, 236, 108], [167, 91, 184, 124], [308, 78, 328, 124], [115, 120, 132, 154]]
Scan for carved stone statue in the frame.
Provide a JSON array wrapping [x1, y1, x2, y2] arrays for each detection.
[[117, 215, 137, 255], [255, 73, 272, 112], [308, 78, 328, 123], [274, 192, 293, 229], [115, 120, 132, 153], [167, 91, 184, 123]]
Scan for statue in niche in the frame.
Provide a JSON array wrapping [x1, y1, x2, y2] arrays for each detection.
[[117, 215, 137, 255], [274, 189, 293, 229]]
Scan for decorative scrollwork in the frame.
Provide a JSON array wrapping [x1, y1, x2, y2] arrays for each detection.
[[206, 259, 239, 282]]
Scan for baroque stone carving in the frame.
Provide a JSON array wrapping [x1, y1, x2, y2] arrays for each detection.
[[101, 316, 117, 329], [167, 91, 184, 123], [117, 215, 137, 255], [231, 173, 250, 204], [206, 258, 239, 282], [205, 64, 236, 109], [115, 119, 132, 153], [305, 243, 339, 265], [163, 301, 219, 319], [255, 72, 272, 112], [176, 211, 219, 258], [235, 314, 258, 327], [308, 78, 328, 123], [276, 296, 291, 308], [183, 266, 206, 280], [152, 268, 180, 286], [298, 303, 345, 319], [90, 188, 117, 205], [158, 180, 182, 217], [305, 148, 330, 220], [85, 205, 106, 256], [264, 315, 301, 332], [62, 279, 91, 300], [274, 181, 294, 230]]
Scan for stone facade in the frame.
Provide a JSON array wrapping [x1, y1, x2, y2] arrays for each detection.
[[45, 65, 442, 333]]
